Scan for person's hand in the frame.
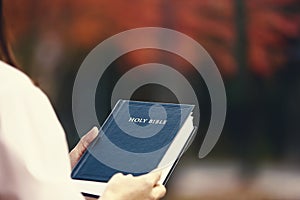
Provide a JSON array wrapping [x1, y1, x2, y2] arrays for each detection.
[[101, 171, 166, 200], [69, 127, 98, 169]]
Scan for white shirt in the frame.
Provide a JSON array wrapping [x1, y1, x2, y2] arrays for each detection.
[[0, 61, 85, 200]]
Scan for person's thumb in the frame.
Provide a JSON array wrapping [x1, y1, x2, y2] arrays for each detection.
[[152, 184, 166, 199], [143, 171, 162, 186], [79, 126, 99, 150]]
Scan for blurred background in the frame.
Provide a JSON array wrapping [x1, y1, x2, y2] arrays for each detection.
[[3, 0, 300, 199]]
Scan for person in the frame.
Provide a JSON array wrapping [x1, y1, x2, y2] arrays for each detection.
[[0, 1, 166, 200]]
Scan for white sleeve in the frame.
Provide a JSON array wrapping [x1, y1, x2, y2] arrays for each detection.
[[0, 81, 85, 200]]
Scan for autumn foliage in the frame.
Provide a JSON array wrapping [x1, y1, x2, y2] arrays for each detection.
[[4, 0, 300, 77]]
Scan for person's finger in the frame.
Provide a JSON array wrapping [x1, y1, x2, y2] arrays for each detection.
[[126, 173, 133, 177], [110, 172, 124, 180], [142, 171, 162, 186], [151, 184, 166, 199], [69, 127, 99, 169], [79, 126, 98, 150]]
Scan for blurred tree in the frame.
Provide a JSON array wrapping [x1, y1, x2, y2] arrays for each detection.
[[5, 0, 300, 77]]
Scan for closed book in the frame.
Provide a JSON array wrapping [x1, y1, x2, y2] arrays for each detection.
[[71, 100, 196, 197]]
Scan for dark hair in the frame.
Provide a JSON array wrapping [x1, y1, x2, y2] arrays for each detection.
[[0, 0, 20, 68]]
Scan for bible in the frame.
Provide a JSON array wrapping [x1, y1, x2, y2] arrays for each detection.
[[71, 100, 196, 197]]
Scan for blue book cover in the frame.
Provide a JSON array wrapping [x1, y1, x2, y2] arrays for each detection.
[[71, 100, 194, 182]]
